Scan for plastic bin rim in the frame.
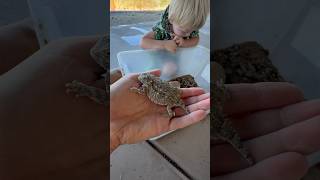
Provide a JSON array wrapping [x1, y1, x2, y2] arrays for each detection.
[[116, 45, 210, 60]]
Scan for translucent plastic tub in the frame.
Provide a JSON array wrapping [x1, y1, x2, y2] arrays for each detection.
[[117, 46, 210, 89], [117, 46, 210, 140]]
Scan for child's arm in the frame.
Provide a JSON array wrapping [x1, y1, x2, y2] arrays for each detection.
[[174, 36, 199, 48], [140, 31, 177, 53]]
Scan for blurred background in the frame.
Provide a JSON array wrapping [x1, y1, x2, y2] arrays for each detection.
[[213, 0, 320, 179], [0, 0, 29, 26], [213, 0, 320, 100]]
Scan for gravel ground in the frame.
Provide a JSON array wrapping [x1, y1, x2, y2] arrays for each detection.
[[111, 11, 162, 26]]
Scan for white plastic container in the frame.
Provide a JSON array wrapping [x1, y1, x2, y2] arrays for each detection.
[[117, 46, 210, 85]]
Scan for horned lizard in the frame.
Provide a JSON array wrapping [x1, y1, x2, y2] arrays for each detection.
[[212, 62, 254, 165], [131, 73, 189, 118], [65, 35, 108, 105], [169, 74, 198, 88]]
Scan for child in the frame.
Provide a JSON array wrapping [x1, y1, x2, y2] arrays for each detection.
[[140, 0, 210, 53]]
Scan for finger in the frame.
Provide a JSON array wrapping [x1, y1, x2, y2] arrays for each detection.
[[184, 93, 210, 105], [110, 68, 123, 84], [169, 110, 208, 131], [212, 115, 320, 174], [233, 99, 320, 140], [145, 69, 161, 76], [224, 82, 304, 115], [247, 114, 320, 160], [180, 87, 205, 98], [187, 98, 210, 113], [213, 152, 308, 180], [175, 97, 210, 116]]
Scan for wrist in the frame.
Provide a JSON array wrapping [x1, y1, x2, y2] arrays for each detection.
[[110, 94, 122, 153]]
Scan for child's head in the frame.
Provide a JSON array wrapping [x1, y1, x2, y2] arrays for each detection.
[[168, 0, 210, 37]]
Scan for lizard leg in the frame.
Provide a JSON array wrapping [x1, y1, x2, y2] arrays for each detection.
[[178, 103, 189, 115], [130, 86, 146, 95], [218, 119, 254, 165], [166, 105, 175, 118], [66, 80, 107, 105]]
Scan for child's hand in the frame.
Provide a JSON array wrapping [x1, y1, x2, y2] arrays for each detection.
[[164, 40, 177, 53], [173, 36, 185, 47]]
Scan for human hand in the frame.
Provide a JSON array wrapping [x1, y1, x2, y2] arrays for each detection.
[[0, 36, 107, 179], [110, 70, 210, 152], [163, 40, 178, 53], [212, 82, 320, 180], [173, 36, 185, 47]]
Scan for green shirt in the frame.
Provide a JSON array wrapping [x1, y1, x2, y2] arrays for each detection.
[[152, 6, 199, 40]]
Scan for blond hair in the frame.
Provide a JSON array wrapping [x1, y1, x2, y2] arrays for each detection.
[[168, 0, 210, 30]]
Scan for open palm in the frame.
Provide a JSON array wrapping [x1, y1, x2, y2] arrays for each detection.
[[110, 70, 210, 149], [212, 82, 320, 180]]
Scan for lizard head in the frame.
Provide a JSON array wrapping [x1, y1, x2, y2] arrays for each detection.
[[138, 73, 156, 85]]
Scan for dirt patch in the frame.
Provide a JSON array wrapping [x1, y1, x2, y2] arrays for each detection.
[[213, 41, 285, 83]]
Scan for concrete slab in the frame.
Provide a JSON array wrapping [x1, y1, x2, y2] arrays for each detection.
[[150, 117, 210, 180], [111, 142, 187, 180]]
